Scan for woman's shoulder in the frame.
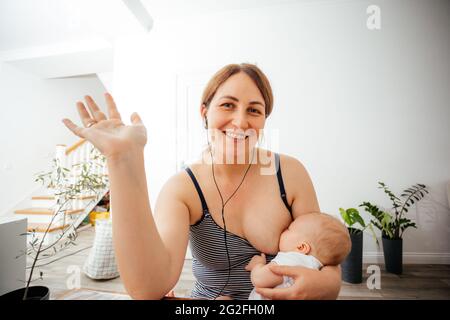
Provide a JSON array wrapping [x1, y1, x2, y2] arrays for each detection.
[[275, 151, 314, 192], [279, 152, 307, 171], [159, 167, 197, 202], [260, 149, 308, 176], [276, 151, 320, 213]]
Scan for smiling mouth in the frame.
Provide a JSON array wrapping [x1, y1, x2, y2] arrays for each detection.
[[222, 131, 249, 140]]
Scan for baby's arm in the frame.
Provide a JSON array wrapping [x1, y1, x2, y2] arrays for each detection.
[[245, 254, 284, 288]]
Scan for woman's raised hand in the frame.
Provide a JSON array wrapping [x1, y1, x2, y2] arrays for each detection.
[[62, 93, 147, 160]]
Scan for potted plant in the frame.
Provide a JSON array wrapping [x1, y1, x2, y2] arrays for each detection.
[[1, 147, 108, 300], [360, 182, 428, 274], [339, 207, 377, 283]]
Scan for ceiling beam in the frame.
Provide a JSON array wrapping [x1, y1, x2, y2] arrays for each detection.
[[0, 39, 114, 79], [122, 0, 154, 32]]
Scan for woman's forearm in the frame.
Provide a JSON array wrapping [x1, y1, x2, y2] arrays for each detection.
[[319, 265, 342, 299], [107, 149, 171, 299]]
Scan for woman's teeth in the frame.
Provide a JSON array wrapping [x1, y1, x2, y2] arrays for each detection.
[[224, 131, 248, 140]]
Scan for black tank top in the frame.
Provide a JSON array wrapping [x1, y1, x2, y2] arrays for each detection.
[[185, 153, 293, 299]]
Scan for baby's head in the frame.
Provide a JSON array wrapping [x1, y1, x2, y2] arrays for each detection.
[[279, 212, 351, 266]]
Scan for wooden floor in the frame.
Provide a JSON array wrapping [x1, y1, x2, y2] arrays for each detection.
[[27, 226, 450, 300]]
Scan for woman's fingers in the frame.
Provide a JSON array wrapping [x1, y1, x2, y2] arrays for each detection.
[[84, 95, 107, 122], [268, 265, 304, 278], [130, 112, 143, 125], [76, 101, 97, 127], [104, 93, 122, 120], [62, 118, 85, 138]]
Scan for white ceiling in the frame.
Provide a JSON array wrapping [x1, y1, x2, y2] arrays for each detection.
[[140, 0, 312, 21], [0, 0, 312, 78], [0, 0, 141, 52], [0, 0, 313, 52]]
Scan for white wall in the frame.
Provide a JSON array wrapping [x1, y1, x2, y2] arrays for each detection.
[[0, 62, 106, 215], [113, 0, 450, 263]]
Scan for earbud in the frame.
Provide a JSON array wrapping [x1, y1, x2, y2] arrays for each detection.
[[204, 116, 208, 129]]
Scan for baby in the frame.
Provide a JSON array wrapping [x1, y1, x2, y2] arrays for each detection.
[[246, 212, 351, 300]]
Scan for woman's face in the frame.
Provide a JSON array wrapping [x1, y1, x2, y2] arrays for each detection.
[[201, 72, 266, 164]]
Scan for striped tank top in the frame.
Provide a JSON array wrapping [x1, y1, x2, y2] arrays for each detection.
[[185, 153, 293, 300]]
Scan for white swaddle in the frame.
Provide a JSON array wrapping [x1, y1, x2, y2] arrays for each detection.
[[248, 251, 323, 300]]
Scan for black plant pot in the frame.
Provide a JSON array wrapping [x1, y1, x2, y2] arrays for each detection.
[[382, 235, 403, 275], [341, 228, 363, 284], [0, 286, 50, 300]]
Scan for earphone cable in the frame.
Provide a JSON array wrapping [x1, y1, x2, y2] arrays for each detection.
[[206, 130, 257, 299]]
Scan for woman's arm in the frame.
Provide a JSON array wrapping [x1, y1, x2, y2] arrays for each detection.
[[108, 151, 190, 300], [319, 265, 342, 299], [263, 155, 341, 299], [281, 154, 320, 216], [63, 94, 190, 299]]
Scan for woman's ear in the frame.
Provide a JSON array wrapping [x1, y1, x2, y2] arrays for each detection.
[[200, 103, 208, 128], [200, 103, 208, 118], [200, 103, 208, 129], [297, 242, 311, 255]]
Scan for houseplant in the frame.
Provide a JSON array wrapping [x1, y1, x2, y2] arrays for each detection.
[[360, 182, 428, 274], [339, 207, 377, 283], [1, 147, 108, 300]]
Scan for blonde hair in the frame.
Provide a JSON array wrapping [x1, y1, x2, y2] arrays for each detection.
[[201, 63, 274, 118]]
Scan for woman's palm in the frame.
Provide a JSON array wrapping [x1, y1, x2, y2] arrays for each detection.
[[62, 93, 147, 159]]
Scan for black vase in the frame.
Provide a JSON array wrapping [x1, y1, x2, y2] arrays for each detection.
[[382, 235, 403, 275], [0, 286, 50, 300], [341, 228, 363, 284]]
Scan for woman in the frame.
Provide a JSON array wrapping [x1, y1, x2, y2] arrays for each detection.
[[62, 63, 342, 300]]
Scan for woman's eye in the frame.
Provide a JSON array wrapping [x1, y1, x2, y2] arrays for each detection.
[[249, 108, 261, 114], [221, 103, 233, 108]]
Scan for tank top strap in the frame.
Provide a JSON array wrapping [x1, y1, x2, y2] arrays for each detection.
[[185, 167, 209, 215], [274, 153, 293, 219]]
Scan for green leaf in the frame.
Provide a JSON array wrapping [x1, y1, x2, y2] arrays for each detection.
[[339, 208, 349, 225], [353, 213, 366, 228]]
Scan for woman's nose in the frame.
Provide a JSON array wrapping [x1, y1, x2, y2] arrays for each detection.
[[231, 111, 249, 129]]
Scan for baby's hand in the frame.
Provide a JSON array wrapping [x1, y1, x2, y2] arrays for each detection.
[[245, 253, 266, 271]]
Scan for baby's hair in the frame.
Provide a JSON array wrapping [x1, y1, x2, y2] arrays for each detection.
[[302, 212, 352, 266]]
